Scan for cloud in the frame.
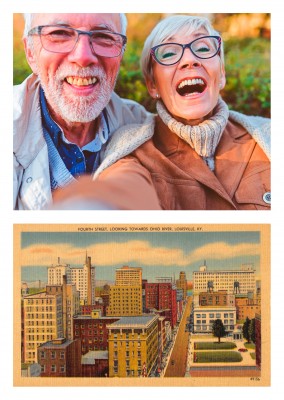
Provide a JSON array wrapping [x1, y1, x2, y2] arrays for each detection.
[[188, 242, 260, 263], [20, 240, 260, 268]]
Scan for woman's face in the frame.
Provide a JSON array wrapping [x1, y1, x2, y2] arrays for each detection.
[[147, 29, 226, 125]]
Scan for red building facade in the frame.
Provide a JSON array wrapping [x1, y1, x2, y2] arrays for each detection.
[[73, 315, 119, 354], [145, 283, 177, 328], [38, 338, 81, 377]]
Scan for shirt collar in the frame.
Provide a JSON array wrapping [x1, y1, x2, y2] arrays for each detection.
[[39, 86, 110, 151]]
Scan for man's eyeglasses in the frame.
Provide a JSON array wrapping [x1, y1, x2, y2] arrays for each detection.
[[151, 36, 222, 66], [28, 25, 127, 58]]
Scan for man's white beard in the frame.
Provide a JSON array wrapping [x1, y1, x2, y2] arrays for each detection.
[[38, 64, 116, 123]]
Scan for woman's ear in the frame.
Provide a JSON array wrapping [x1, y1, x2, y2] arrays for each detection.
[[145, 76, 159, 99], [23, 38, 39, 74], [219, 64, 226, 90]]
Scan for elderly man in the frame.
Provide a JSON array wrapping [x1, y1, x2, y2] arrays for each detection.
[[14, 13, 159, 210]]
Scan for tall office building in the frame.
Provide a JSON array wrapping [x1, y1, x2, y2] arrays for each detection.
[[193, 263, 256, 294], [176, 271, 187, 299], [144, 281, 177, 327], [107, 266, 143, 316], [46, 276, 80, 340], [108, 315, 159, 377], [115, 266, 142, 286], [23, 292, 63, 364], [47, 254, 95, 304]]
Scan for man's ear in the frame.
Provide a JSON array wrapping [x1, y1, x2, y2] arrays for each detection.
[[23, 37, 38, 74], [145, 76, 158, 99]]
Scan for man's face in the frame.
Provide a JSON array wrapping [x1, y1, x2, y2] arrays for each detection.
[[24, 13, 122, 124]]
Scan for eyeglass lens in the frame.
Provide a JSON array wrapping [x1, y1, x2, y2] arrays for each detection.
[[40, 26, 124, 57], [154, 37, 220, 65]]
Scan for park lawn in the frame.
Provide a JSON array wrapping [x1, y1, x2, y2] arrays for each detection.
[[195, 342, 236, 350], [244, 342, 255, 350], [194, 351, 242, 363]]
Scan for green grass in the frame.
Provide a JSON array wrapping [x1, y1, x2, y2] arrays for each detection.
[[244, 342, 255, 350], [195, 342, 237, 350], [194, 351, 243, 363]]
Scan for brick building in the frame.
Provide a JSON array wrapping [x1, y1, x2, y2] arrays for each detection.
[[144, 282, 177, 327], [38, 338, 81, 377], [73, 313, 119, 354]]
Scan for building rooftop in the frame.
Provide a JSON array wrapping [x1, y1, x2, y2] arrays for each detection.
[[38, 338, 75, 349], [81, 351, 109, 364], [108, 314, 158, 329], [23, 292, 56, 299], [73, 315, 119, 321]]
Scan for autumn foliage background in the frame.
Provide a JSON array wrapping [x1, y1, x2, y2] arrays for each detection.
[[13, 13, 270, 118]]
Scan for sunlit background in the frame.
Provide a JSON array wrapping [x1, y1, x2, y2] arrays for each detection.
[[14, 13, 270, 117]]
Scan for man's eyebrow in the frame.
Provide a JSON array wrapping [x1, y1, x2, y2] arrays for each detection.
[[45, 21, 116, 32]]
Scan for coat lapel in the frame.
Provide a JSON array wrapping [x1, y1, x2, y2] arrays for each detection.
[[154, 117, 256, 207]]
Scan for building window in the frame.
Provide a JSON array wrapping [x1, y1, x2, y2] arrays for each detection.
[[60, 351, 65, 360], [40, 351, 45, 359], [60, 365, 65, 373], [50, 351, 56, 359], [51, 365, 56, 372], [40, 364, 45, 373]]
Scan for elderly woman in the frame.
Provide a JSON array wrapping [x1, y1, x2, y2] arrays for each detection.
[[55, 15, 271, 210]]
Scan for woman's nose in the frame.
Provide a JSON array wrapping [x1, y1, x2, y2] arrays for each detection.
[[179, 47, 202, 69]]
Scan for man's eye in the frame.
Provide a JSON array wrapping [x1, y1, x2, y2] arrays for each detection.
[[91, 33, 116, 42], [48, 30, 73, 38]]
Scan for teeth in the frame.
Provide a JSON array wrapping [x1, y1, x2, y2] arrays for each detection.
[[66, 76, 97, 86], [178, 78, 205, 89]]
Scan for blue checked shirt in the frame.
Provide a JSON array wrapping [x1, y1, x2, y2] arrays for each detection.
[[40, 87, 110, 187]]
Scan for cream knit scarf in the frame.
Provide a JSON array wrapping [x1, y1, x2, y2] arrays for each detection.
[[156, 97, 229, 171]]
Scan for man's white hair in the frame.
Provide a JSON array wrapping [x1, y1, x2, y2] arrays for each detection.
[[141, 14, 224, 84], [23, 13, 127, 37]]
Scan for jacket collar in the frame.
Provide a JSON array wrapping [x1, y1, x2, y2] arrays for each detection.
[[153, 116, 257, 206]]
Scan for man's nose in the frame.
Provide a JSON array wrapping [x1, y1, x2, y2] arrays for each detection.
[[67, 33, 97, 67], [178, 47, 201, 69]]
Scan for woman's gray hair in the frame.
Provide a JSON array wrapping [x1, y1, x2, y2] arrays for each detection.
[[141, 14, 224, 83], [23, 13, 128, 37]]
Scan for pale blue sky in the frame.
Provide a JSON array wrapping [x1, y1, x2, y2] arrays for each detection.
[[21, 229, 261, 284]]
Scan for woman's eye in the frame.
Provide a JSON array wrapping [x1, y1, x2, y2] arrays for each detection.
[[162, 52, 176, 59], [196, 46, 210, 53]]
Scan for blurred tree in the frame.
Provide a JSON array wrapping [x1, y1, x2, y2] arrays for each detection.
[[14, 13, 270, 117]]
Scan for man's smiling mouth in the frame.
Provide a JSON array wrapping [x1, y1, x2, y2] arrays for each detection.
[[65, 76, 98, 86], [176, 78, 206, 96]]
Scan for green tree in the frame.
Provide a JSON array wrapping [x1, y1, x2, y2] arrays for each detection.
[[212, 319, 226, 343], [242, 317, 251, 343]]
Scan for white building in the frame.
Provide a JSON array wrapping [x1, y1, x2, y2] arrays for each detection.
[[193, 263, 256, 294], [47, 255, 95, 304], [193, 306, 237, 333]]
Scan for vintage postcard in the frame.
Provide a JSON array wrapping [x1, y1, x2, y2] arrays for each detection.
[[14, 224, 270, 386]]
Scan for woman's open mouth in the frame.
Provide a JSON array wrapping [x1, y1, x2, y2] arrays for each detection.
[[176, 78, 207, 96]]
